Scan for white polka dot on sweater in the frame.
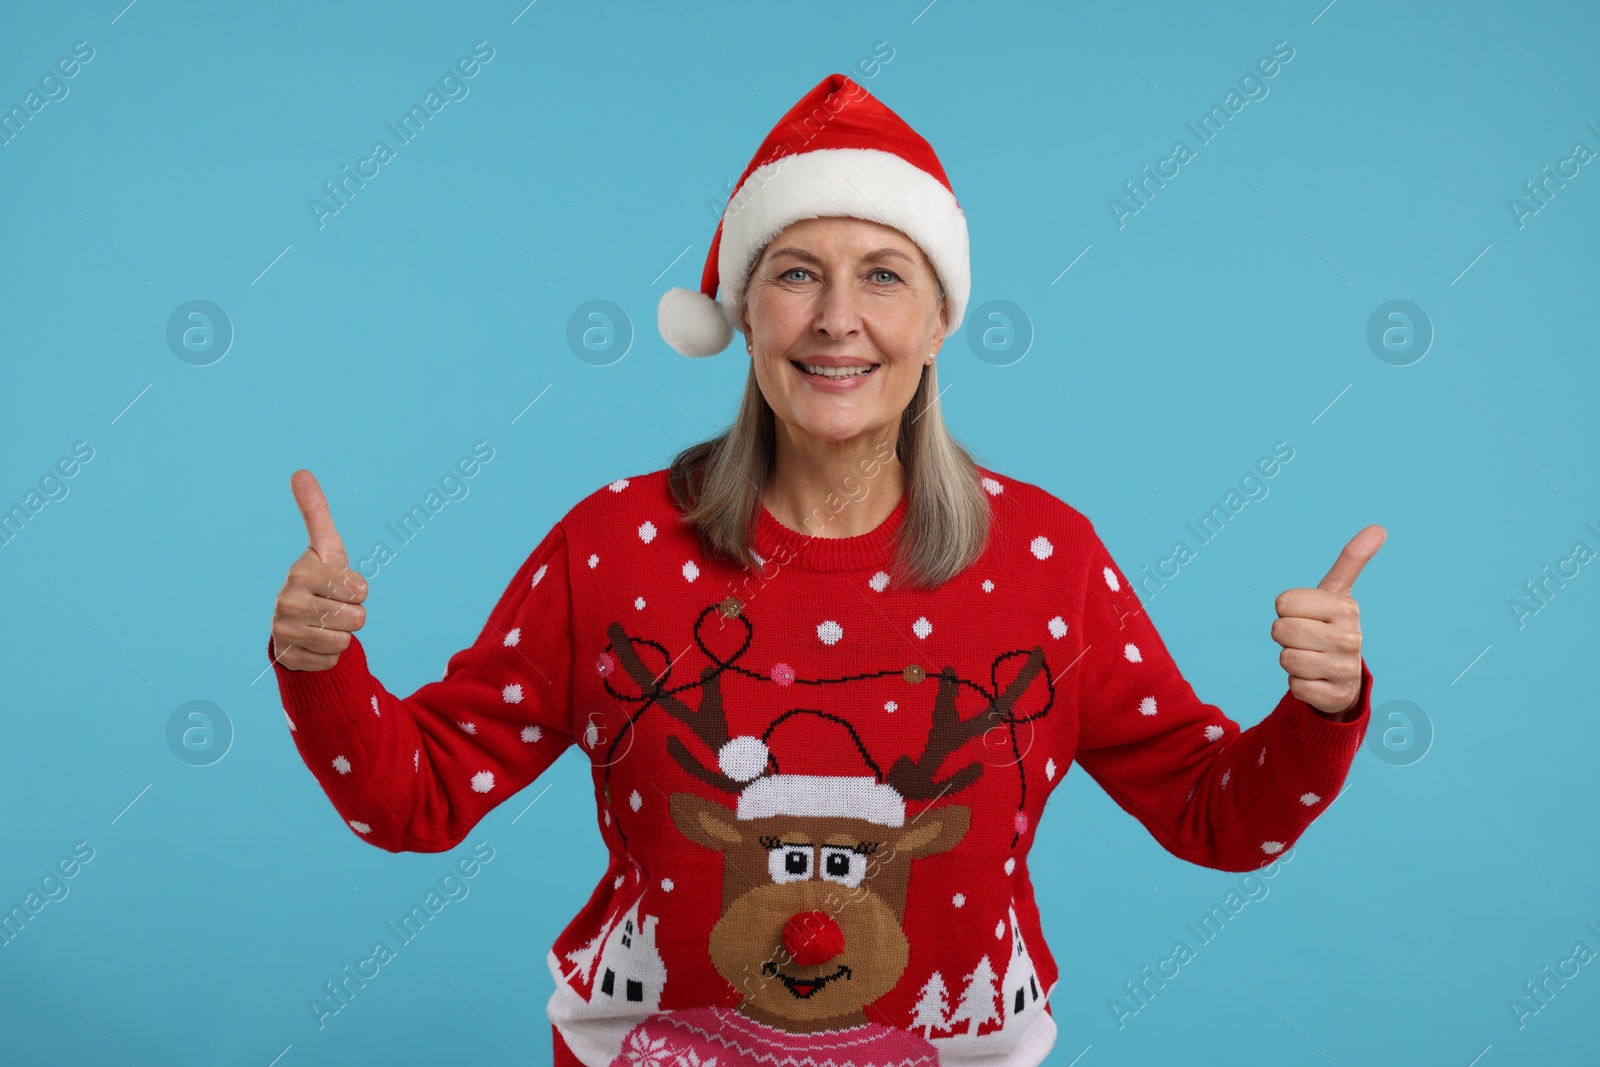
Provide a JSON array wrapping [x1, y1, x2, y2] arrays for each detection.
[[1300, 792, 1321, 806], [586, 555, 599, 569], [1221, 769, 1231, 788], [995, 920, 1005, 939], [471, 770, 495, 793], [1258, 748, 1267, 766], [638, 520, 657, 544], [504, 628, 521, 647], [870, 571, 890, 592], [503, 684, 523, 704], [1123, 643, 1142, 663], [953, 893, 966, 907], [629, 789, 643, 812], [533, 563, 549, 585], [982, 579, 995, 593], [1030, 536, 1053, 560], [634, 596, 646, 609], [1004, 857, 1015, 875], [1205, 724, 1225, 741], [682, 560, 699, 582], [1260, 841, 1285, 855], [285, 710, 296, 732], [370, 694, 380, 716], [1048, 616, 1068, 639], [980, 476, 1003, 496], [885, 700, 898, 713], [608, 478, 629, 492], [458, 721, 478, 734], [1104, 566, 1120, 591], [332, 755, 351, 775], [522, 725, 542, 743], [818, 620, 843, 645], [414, 749, 419, 771], [912, 617, 933, 639], [661, 878, 674, 892], [1045, 757, 1057, 780], [349, 820, 371, 834], [1139, 696, 1157, 716]]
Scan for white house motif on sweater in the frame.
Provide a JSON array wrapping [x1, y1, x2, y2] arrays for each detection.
[[563, 892, 666, 1012], [1000, 901, 1046, 1029]]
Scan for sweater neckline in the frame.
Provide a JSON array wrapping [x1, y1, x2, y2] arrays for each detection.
[[752, 489, 908, 573]]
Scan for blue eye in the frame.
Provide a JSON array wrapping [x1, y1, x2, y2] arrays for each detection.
[[782, 268, 811, 282], [870, 269, 900, 284]]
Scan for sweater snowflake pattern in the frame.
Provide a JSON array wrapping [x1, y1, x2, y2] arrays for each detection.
[[268, 467, 1372, 1067]]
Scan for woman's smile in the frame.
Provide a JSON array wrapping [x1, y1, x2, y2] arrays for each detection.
[[790, 359, 881, 392]]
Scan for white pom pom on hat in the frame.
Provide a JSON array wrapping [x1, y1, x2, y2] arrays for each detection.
[[658, 286, 733, 357], [717, 735, 769, 783], [657, 73, 970, 358]]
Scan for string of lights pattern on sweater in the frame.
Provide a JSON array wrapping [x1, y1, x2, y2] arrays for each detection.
[[269, 467, 1372, 1067]]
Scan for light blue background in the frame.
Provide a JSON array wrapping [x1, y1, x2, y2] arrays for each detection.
[[3, 1, 1596, 1064]]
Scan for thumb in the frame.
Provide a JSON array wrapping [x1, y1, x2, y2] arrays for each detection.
[[291, 469, 348, 569], [1317, 524, 1386, 595]]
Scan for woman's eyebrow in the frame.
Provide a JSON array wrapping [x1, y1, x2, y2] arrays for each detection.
[[765, 247, 915, 265]]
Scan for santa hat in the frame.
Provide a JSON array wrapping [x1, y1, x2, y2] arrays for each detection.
[[657, 73, 971, 357], [715, 716, 908, 827]]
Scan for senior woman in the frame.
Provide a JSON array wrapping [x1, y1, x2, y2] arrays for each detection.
[[268, 74, 1381, 1067]]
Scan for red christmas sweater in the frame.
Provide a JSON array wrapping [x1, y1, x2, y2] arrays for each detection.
[[268, 466, 1372, 1067]]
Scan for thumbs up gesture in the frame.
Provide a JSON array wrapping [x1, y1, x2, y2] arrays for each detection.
[[1271, 525, 1385, 719], [270, 470, 369, 672]]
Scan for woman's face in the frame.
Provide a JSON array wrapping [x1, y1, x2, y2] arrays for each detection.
[[741, 216, 947, 449]]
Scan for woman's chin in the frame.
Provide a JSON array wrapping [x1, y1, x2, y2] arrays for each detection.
[[784, 410, 886, 445]]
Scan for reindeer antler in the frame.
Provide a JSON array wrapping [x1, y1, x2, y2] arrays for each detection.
[[886, 646, 1046, 802], [606, 621, 748, 793]]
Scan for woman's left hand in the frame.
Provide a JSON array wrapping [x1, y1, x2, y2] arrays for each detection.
[[1271, 525, 1386, 720]]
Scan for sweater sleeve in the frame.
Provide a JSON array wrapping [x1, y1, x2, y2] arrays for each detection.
[[1070, 522, 1372, 872], [266, 519, 577, 853]]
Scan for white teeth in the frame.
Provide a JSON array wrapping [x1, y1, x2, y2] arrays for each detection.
[[799, 363, 874, 379]]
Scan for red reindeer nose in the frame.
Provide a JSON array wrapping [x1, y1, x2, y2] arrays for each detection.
[[782, 910, 845, 966]]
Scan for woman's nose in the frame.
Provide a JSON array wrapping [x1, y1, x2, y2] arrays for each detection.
[[783, 909, 845, 966], [813, 283, 863, 338]]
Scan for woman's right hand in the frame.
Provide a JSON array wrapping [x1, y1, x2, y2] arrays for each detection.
[[271, 470, 368, 672]]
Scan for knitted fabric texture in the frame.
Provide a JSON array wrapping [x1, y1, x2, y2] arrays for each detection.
[[269, 467, 1373, 1067]]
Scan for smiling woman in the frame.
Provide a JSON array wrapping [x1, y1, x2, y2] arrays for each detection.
[[270, 71, 1378, 1067]]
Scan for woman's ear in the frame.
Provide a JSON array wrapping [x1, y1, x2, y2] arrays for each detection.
[[741, 285, 761, 352], [929, 295, 949, 354]]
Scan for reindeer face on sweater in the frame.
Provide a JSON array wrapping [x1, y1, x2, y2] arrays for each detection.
[[670, 794, 970, 1027], [602, 615, 1045, 1033]]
